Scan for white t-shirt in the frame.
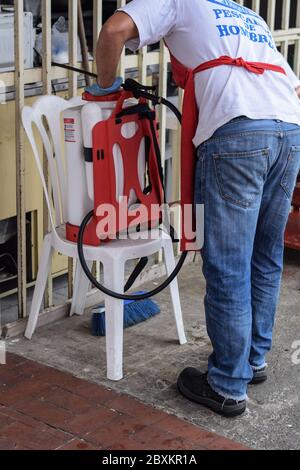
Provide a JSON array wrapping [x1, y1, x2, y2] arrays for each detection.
[[119, 0, 300, 146]]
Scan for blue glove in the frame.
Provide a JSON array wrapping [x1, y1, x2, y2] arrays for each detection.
[[85, 77, 123, 96]]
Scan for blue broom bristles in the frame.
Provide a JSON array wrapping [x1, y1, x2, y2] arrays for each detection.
[[91, 291, 161, 336]]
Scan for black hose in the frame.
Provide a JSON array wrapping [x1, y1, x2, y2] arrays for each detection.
[[77, 210, 188, 301], [51, 61, 98, 78], [47, 63, 183, 125], [75, 76, 188, 301], [161, 97, 182, 124]]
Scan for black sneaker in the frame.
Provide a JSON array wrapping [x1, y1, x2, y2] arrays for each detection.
[[249, 367, 267, 385], [177, 368, 246, 418]]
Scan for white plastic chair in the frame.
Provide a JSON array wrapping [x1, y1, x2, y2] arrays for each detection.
[[22, 95, 187, 381]]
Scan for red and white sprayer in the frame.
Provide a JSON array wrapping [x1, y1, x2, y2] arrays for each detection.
[[56, 68, 188, 301]]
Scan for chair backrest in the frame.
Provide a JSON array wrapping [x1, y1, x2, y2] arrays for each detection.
[[22, 95, 84, 232]]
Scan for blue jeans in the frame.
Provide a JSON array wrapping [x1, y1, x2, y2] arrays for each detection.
[[195, 118, 300, 400]]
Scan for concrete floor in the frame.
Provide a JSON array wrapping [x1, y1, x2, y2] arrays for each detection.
[[6, 250, 300, 450]]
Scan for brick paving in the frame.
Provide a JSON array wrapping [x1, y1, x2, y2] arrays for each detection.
[[0, 353, 249, 451]]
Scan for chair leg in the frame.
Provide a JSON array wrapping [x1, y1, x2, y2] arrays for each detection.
[[70, 260, 93, 317], [103, 258, 125, 381], [25, 235, 53, 340], [163, 239, 187, 345]]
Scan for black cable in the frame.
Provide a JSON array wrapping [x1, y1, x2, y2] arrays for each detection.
[[149, 117, 165, 192], [124, 257, 149, 292], [77, 211, 188, 301], [38, 60, 183, 126], [161, 97, 182, 124], [77, 81, 189, 302], [51, 82, 57, 95], [51, 61, 98, 78]]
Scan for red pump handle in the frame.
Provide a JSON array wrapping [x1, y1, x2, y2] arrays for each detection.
[[112, 91, 149, 117], [111, 91, 134, 116]]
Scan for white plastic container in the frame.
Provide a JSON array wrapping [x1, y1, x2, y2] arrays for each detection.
[[63, 106, 93, 227], [64, 97, 147, 228], [81, 102, 108, 202]]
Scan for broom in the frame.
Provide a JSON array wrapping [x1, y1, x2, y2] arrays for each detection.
[[91, 258, 161, 336]]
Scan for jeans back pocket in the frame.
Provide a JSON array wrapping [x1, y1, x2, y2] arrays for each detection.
[[281, 146, 300, 199], [213, 148, 269, 208]]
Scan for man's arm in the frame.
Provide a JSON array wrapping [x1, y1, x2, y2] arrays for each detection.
[[296, 86, 300, 99], [96, 12, 139, 88]]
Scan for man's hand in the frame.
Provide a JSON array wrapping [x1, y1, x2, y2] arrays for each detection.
[[296, 86, 300, 99], [96, 12, 139, 89]]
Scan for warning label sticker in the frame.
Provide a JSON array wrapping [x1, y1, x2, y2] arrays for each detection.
[[64, 118, 76, 143]]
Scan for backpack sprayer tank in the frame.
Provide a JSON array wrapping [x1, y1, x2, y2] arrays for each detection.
[[63, 92, 148, 245], [74, 84, 188, 302]]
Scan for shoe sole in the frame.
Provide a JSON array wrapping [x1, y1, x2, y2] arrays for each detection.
[[177, 377, 246, 418], [249, 375, 267, 385]]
